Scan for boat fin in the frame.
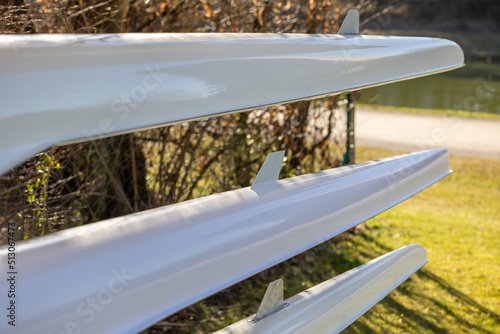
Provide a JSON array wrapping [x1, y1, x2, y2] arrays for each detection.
[[251, 150, 285, 189], [216, 244, 428, 333], [338, 9, 359, 35], [253, 279, 287, 322]]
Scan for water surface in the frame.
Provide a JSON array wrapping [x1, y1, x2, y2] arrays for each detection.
[[359, 62, 500, 114]]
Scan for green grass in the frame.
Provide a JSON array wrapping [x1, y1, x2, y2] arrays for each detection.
[[357, 103, 500, 121], [149, 146, 500, 333], [342, 146, 500, 333]]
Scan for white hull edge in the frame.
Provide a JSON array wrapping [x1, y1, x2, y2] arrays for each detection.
[[0, 149, 450, 333], [0, 33, 463, 174], [216, 244, 428, 334]]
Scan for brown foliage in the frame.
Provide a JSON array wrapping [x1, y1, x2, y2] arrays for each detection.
[[0, 0, 371, 242], [0, 2, 370, 330]]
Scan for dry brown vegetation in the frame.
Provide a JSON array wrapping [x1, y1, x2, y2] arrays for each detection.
[[0, 1, 377, 332], [0, 0, 377, 242]]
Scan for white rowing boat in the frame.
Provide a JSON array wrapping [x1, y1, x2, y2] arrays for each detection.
[[216, 244, 428, 334], [0, 149, 450, 333], [0, 10, 462, 333], [0, 11, 463, 174]]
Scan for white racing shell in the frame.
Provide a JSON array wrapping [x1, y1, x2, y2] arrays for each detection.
[[0, 30, 463, 174], [216, 244, 428, 334], [0, 149, 450, 334]]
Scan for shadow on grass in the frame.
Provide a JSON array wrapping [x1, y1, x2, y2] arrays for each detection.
[[344, 234, 500, 334], [147, 228, 499, 333]]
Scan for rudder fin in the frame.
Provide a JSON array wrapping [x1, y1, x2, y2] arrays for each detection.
[[251, 150, 285, 189], [338, 9, 359, 35]]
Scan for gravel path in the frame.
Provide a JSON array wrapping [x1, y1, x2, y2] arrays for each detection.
[[356, 108, 500, 159]]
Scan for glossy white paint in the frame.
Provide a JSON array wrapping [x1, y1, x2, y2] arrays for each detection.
[[251, 150, 285, 189], [216, 244, 428, 334], [338, 9, 359, 35], [0, 33, 463, 174], [0, 149, 450, 334]]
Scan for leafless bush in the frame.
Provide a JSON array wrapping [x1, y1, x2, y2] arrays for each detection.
[[0, 0, 374, 242], [0, 1, 376, 332]]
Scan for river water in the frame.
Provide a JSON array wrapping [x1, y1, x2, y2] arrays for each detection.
[[359, 62, 500, 114]]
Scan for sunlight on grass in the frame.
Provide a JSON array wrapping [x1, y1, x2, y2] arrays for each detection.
[[343, 146, 500, 333]]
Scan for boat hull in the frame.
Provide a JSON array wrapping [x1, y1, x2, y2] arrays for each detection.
[[0, 149, 450, 333], [216, 244, 428, 334], [0, 33, 463, 174]]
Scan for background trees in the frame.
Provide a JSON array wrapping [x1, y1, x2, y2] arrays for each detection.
[[0, 0, 371, 242]]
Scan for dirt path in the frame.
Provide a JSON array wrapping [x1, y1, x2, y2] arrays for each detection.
[[355, 108, 500, 159]]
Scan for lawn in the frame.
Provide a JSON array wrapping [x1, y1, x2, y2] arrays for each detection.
[[343, 146, 500, 333], [156, 146, 500, 333]]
